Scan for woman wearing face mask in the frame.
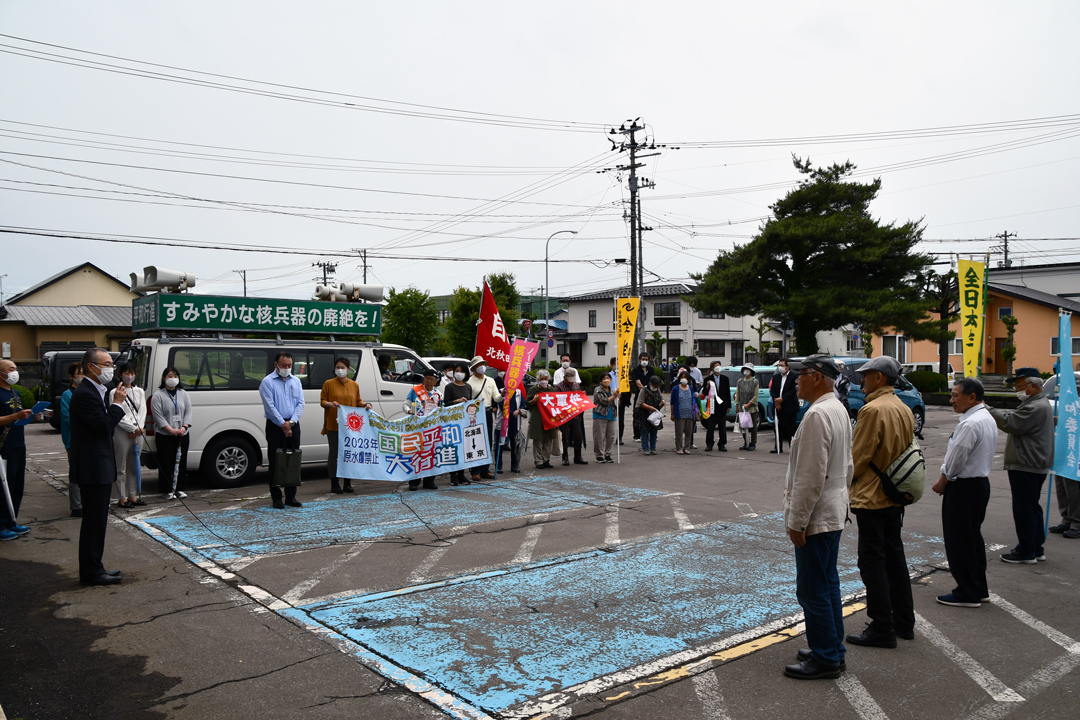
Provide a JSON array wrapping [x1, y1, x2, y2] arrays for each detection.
[[151, 367, 192, 499], [442, 362, 473, 486], [670, 370, 698, 455], [108, 363, 147, 508], [635, 375, 666, 455], [592, 372, 619, 463], [527, 369, 560, 469], [735, 363, 760, 450], [60, 361, 85, 516], [320, 357, 370, 494]]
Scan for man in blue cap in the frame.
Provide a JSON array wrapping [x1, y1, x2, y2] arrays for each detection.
[[989, 367, 1056, 559]]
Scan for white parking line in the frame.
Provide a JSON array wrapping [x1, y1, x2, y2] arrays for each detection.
[[282, 541, 372, 605], [670, 496, 694, 531], [914, 613, 1024, 702], [604, 504, 620, 546], [989, 593, 1080, 654], [733, 502, 757, 518], [512, 514, 548, 565], [690, 668, 732, 720], [408, 525, 466, 584], [836, 673, 890, 720]]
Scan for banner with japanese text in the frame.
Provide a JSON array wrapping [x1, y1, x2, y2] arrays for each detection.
[[1053, 311, 1079, 482], [502, 339, 539, 438], [536, 391, 595, 430], [475, 280, 513, 371], [957, 259, 985, 378], [335, 399, 490, 481], [132, 293, 381, 335], [615, 297, 641, 393]]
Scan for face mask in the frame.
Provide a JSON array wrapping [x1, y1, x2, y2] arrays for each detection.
[[781, 367, 789, 375], [165, 377, 180, 389], [640, 361, 648, 367], [497, 371, 505, 378], [3, 370, 19, 386], [602, 380, 611, 387], [743, 370, 751, 377], [1015, 390, 1028, 401], [335, 368, 348, 378], [561, 361, 570, 369], [680, 379, 688, 386], [454, 372, 466, 381], [474, 366, 487, 375], [713, 367, 721, 375], [277, 366, 291, 378], [97, 366, 115, 385], [72, 376, 83, 385], [538, 380, 549, 388], [122, 375, 135, 386]]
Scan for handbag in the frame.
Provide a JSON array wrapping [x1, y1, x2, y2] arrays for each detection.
[[737, 411, 754, 429], [273, 434, 303, 488], [647, 410, 664, 427]]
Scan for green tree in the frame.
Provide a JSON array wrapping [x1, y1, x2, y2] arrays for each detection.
[[444, 272, 523, 359], [650, 330, 667, 361], [691, 157, 936, 355], [1001, 314, 1019, 376], [920, 270, 960, 375], [380, 287, 439, 353], [487, 272, 522, 332]]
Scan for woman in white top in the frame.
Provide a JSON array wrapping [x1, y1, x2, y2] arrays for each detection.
[[108, 363, 147, 508]]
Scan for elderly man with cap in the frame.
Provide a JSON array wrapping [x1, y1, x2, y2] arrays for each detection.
[[781, 354, 854, 679], [988, 367, 1056, 560], [847, 355, 915, 649], [404, 368, 443, 491], [467, 356, 503, 481]]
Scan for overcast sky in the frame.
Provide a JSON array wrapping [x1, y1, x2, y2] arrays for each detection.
[[2, 2, 1078, 304]]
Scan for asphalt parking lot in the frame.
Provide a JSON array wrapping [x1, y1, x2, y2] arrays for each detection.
[[2, 406, 1078, 720]]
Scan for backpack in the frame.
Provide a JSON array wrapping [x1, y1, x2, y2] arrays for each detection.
[[869, 436, 926, 505]]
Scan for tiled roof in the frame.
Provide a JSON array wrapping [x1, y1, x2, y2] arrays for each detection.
[[0, 304, 132, 327], [989, 283, 1080, 313], [6, 262, 140, 304], [565, 282, 698, 303]]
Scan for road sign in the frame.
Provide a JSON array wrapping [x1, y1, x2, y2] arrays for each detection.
[[548, 340, 555, 348], [547, 329, 555, 339], [523, 319, 532, 331]]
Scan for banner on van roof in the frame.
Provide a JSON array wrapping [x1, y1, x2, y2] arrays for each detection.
[[335, 399, 490, 482], [131, 294, 382, 335]]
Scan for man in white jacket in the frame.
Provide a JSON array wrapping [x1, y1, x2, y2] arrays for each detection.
[[782, 354, 854, 680], [108, 364, 147, 508]]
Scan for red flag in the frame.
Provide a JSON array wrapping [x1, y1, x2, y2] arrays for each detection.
[[536, 391, 595, 430], [474, 280, 513, 371]]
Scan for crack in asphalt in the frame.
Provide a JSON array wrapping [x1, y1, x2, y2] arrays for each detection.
[[154, 652, 333, 703], [107, 599, 251, 630]]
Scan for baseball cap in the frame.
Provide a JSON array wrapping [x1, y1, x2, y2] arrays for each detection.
[[854, 355, 901, 379], [1005, 367, 1041, 383], [788, 354, 841, 379]]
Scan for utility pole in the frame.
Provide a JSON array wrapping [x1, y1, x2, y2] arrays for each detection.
[[313, 261, 337, 285], [233, 269, 247, 298], [991, 230, 1016, 268], [361, 250, 369, 284], [0, 274, 7, 306]]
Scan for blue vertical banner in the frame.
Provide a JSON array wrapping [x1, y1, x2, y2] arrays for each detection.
[[1053, 311, 1079, 482], [336, 399, 490, 482]]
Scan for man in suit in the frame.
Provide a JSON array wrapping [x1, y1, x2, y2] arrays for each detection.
[[771, 358, 799, 454], [700, 361, 732, 452], [69, 348, 127, 585]]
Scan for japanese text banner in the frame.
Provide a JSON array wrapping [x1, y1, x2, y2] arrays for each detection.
[[1053, 311, 1079, 482], [957, 259, 985, 379], [475, 280, 513, 371], [616, 297, 641, 393], [502, 339, 539, 437], [536, 391, 595, 430], [336, 400, 490, 481]]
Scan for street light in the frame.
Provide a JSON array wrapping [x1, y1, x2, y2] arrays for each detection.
[[545, 230, 578, 367]]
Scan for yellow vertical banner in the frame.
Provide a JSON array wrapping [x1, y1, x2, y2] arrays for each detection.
[[958, 259, 985, 378], [615, 297, 641, 393]]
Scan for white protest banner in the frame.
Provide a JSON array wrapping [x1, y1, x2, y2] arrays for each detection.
[[336, 399, 490, 481]]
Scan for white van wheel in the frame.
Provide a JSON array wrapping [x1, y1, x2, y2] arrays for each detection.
[[203, 436, 257, 488]]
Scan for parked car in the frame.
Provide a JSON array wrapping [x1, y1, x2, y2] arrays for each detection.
[[1043, 371, 1080, 417], [766, 356, 926, 434], [40, 350, 120, 428], [718, 365, 776, 428], [901, 361, 957, 389]]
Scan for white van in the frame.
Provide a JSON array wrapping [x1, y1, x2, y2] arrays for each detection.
[[901, 361, 957, 389], [124, 337, 429, 487]]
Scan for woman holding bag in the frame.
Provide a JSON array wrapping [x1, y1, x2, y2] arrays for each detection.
[[635, 375, 665, 455], [735, 363, 760, 451]]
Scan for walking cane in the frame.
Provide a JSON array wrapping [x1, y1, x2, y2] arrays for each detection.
[[0, 458, 16, 527]]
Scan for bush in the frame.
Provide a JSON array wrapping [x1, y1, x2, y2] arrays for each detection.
[[12, 385, 35, 409], [905, 371, 947, 394]]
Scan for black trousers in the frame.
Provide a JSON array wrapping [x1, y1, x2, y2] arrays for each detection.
[[78, 483, 113, 580], [776, 411, 797, 451], [266, 420, 299, 504], [854, 506, 914, 636], [0, 445, 25, 529], [561, 416, 584, 460], [942, 476, 990, 602], [497, 434, 521, 471], [618, 401, 629, 441], [703, 414, 727, 449], [1008, 470, 1046, 558], [155, 433, 189, 493]]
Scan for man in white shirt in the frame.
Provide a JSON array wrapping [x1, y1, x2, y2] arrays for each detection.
[[553, 354, 574, 387], [932, 377, 999, 608], [467, 356, 503, 481]]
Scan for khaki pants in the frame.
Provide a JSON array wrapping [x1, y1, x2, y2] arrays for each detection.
[[112, 429, 139, 499], [674, 418, 694, 451], [533, 437, 555, 466], [592, 417, 616, 459]]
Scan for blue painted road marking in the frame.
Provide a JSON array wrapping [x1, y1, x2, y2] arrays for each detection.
[[141, 475, 670, 563]]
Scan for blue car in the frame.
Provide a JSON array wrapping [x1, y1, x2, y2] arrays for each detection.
[[765, 356, 926, 434]]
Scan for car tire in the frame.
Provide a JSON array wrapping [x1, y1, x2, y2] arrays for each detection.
[[912, 406, 925, 435], [201, 435, 258, 488]]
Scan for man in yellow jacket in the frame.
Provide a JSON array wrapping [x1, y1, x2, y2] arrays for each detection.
[[849, 355, 915, 649]]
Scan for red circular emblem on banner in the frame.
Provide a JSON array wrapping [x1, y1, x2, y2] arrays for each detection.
[[346, 412, 364, 431]]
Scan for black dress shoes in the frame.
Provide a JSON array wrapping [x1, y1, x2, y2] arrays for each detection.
[[541, 462, 554, 469], [573, 458, 589, 465], [104, 569, 121, 577], [272, 500, 285, 509], [796, 648, 845, 671], [846, 627, 897, 648], [784, 657, 842, 679], [81, 574, 122, 586], [285, 499, 303, 508]]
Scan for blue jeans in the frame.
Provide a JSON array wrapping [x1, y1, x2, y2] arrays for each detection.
[[640, 426, 657, 452], [794, 530, 845, 667]]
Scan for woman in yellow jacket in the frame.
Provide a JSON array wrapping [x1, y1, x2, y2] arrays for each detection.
[[320, 357, 370, 494]]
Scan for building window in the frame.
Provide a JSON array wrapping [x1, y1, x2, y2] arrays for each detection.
[[1051, 337, 1080, 355], [698, 311, 725, 319], [654, 302, 680, 326], [667, 340, 682, 359], [556, 343, 568, 357], [942, 338, 963, 356], [881, 335, 908, 363], [731, 343, 744, 366], [588, 309, 597, 328], [998, 307, 1013, 319], [698, 339, 725, 357], [595, 342, 606, 355], [846, 334, 863, 353]]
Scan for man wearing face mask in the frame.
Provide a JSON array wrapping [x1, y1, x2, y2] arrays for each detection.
[[68, 349, 127, 584], [770, 359, 799, 454], [259, 352, 305, 509], [0, 359, 42, 541], [553, 354, 574, 386], [700, 361, 731, 452], [467, 356, 503, 481]]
